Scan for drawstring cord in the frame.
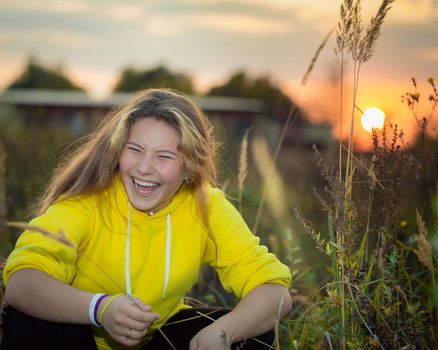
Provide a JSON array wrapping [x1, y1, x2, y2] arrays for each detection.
[[125, 202, 132, 296], [125, 202, 171, 300], [162, 213, 171, 300]]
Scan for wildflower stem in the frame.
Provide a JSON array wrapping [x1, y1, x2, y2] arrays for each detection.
[[339, 52, 344, 182]]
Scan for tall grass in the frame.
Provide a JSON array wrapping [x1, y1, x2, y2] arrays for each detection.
[[335, 3, 395, 344], [233, 0, 436, 349], [284, 0, 438, 348]]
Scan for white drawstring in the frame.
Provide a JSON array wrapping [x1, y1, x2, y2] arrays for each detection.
[[162, 213, 171, 300], [125, 202, 132, 296], [125, 203, 171, 300]]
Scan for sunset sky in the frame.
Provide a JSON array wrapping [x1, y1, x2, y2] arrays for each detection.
[[0, 0, 437, 148]]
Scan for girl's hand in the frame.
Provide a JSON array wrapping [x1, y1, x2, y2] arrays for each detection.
[[99, 295, 160, 347], [189, 323, 234, 350]]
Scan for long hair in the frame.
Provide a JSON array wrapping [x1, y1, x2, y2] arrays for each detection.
[[36, 89, 217, 237]]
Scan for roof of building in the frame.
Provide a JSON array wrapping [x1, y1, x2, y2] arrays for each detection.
[[0, 89, 265, 113]]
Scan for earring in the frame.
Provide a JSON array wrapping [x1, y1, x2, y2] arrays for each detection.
[[184, 176, 190, 185]]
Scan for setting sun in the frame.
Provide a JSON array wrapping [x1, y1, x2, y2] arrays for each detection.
[[361, 107, 385, 132]]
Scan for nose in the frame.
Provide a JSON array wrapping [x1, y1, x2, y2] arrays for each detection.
[[137, 154, 155, 175]]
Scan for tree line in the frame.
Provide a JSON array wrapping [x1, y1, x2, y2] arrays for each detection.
[[6, 57, 293, 120]]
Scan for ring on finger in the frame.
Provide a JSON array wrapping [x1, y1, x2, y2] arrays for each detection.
[[127, 328, 132, 338]]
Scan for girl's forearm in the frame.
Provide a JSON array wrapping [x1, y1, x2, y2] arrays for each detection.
[[213, 283, 292, 342], [4, 268, 94, 324]]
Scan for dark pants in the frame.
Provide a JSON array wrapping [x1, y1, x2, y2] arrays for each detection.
[[0, 306, 275, 349]]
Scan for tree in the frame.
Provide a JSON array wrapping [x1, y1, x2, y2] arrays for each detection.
[[207, 70, 300, 121], [113, 65, 194, 94], [8, 57, 83, 91]]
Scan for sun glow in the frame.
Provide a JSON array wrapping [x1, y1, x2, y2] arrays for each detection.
[[361, 107, 385, 132]]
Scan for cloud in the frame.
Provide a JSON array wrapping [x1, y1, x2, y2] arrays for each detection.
[[0, 29, 94, 48], [104, 4, 146, 21], [194, 13, 295, 35], [161, 0, 336, 33], [0, 0, 93, 14], [144, 12, 295, 37], [0, 0, 147, 23]]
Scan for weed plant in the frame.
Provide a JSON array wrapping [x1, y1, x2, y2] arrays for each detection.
[[280, 1, 438, 349]]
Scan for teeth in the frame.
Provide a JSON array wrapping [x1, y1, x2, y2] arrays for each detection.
[[134, 178, 159, 187]]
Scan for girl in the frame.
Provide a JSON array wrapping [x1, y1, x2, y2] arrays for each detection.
[[1, 89, 291, 350]]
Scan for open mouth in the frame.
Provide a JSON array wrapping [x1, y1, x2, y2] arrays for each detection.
[[133, 178, 160, 195]]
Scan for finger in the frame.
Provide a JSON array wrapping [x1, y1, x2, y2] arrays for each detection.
[[111, 326, 147, 343], [129, 296, 154, 314], [109, 312, 158, 336], [123, 327, 147, 341], [121, 318, 152, 333], [128, 309, 160, 324], [130, 296, 147, 308], [122, 297, 156, 321]]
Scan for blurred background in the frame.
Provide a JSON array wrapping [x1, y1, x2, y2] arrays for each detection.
[[0, 0, 437, 143], [0, 2, 438, 345]]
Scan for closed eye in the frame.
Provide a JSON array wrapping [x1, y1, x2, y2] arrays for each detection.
[[127, 146, 141, 153], [125, 141, 143, 153], [158, 155, 174, 160]]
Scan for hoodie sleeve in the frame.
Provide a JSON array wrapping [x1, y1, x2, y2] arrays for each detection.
[[3, 197, 91, 286], [204, 188, 291, 299]]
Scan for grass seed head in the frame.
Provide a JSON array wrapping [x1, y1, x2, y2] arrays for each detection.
[[414, 210, 433, 271]]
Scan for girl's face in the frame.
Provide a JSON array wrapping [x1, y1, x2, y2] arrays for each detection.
[[119, 117, 185, 213]]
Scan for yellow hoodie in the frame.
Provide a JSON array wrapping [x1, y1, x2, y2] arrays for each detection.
[[3, 176, 291, 349]]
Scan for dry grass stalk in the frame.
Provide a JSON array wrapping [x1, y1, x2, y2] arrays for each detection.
[[156, 328, 178, 350], [237, 130, 250, 193], [302, 29, 334, 86], [359, 0, 396, 63], [335, 0, 354, 60], [349, 0, 363, 62], [342, 0, 396, 188], [251, 136, 288, 227], [414, 209, 433, 271], [7, 221, 75, 247], [335, 0, 354, 182], [237, 128, 252, 212]]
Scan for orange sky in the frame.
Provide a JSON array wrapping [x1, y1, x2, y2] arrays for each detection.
[[284, 72, 437, 151]]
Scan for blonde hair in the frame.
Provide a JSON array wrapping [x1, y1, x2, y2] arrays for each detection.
[[36, 89, 217, 236]]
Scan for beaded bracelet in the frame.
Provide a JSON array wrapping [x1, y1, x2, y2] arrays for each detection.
[[99, 293, 123, 325], [89, 293, 106, 327]]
